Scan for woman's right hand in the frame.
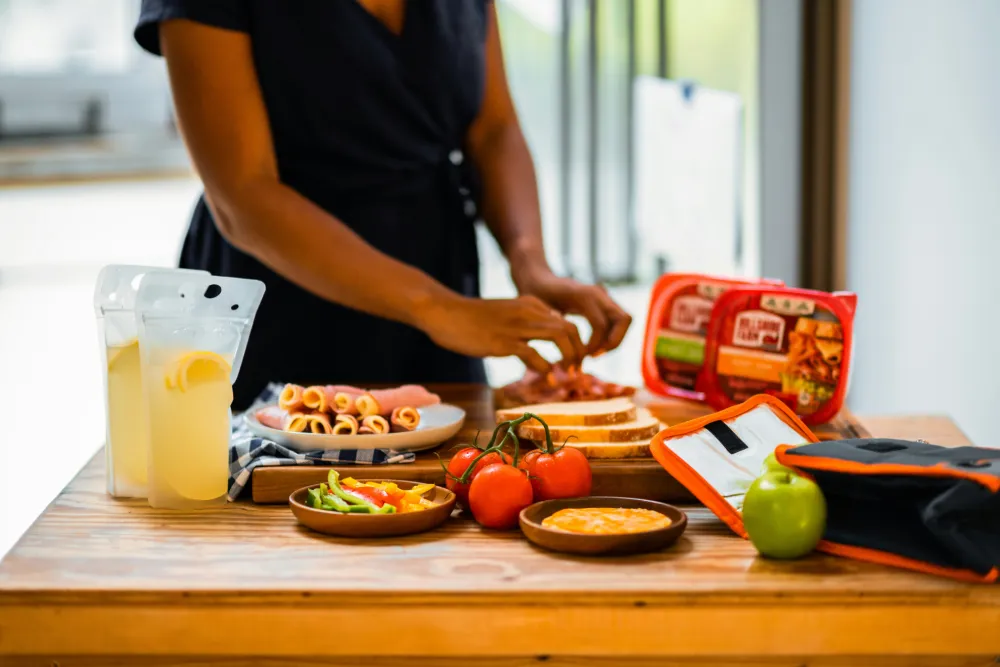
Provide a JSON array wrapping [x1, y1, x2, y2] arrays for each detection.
[[418, 294, 586, 373]]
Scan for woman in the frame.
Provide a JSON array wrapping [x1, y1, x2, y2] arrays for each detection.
[[135, 0, 631, 409]]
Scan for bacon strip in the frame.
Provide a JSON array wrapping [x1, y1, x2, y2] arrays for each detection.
[[501, 367, 635, 406], [357, 385, 440, 417], [332, 413, 359, 435], [279, 384, 306, 412], [390, 406, 421, 432]]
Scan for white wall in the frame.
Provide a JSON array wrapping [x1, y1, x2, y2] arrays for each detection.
[[847, 0, 1000, 445]]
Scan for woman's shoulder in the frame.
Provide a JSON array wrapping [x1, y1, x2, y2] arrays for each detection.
[[135, 0, 251, 56]]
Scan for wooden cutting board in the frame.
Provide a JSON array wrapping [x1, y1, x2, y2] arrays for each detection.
[[250, 385, 871, 504]]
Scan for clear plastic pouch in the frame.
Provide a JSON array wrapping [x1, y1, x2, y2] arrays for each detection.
[[136, 273, 265, 509], [94, 265, 208, 498]]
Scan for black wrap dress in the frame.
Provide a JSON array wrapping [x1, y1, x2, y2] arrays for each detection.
[[136, 0, 490, 409]]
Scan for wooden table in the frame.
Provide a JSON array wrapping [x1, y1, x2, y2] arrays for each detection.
[[1, 386, 997, 666]]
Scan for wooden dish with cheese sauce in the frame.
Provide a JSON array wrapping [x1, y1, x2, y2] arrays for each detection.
[[520, 497, 688, 556]]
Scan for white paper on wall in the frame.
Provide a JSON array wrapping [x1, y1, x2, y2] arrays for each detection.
[[634, 76, 743, 278]]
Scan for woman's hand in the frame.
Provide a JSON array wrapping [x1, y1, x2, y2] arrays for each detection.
[[514, 268, 632, 356], [417, 294, 587, 373]]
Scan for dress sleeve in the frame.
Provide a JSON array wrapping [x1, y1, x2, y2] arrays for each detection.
[[135, 0, 250, 56]]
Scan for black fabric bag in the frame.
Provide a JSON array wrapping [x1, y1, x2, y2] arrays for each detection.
[[777, 439, 1000, 583]]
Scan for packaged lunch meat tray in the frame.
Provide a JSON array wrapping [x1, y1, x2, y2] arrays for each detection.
[[642, 273, 784, 402], [700, 286, 857, 425]]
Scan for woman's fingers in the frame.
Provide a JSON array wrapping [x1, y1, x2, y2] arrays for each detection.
[[513, 299, 586, 366], [514, 343, 551, 374], [545, 319, 586, 367], [576, 296, 611, 355], [596, 292, 632, 353]]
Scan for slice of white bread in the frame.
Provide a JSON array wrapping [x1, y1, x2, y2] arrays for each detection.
[[515, 407, 661, 444], [529, 437, 653, 459], [495, 397, 637, 427]]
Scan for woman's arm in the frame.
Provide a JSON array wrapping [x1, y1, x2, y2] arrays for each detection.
[[158, 19, 583, 371], [160, 19, 449, 326], [465, 5, 632, 356]]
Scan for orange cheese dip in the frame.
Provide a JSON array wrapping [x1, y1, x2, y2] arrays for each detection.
[[542, 507, 672, 535]]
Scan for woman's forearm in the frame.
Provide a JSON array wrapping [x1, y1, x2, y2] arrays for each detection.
[[208, 177, 456, 328]]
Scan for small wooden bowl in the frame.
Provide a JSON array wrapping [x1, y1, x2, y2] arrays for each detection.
[[289, 480, 456, 538], [519, 496, 688, 556]]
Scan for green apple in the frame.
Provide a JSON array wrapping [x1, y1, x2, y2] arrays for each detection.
[[761, 451, 797, 476], [742, 471, 826, 559]]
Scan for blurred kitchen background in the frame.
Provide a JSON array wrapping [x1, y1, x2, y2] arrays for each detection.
[[1, 0, 998, 555]]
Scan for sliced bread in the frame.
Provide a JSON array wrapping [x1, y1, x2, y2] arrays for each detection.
[[515, 407, 661, 444], [495, 397, 637, 427], [529, 437, 653, 459]]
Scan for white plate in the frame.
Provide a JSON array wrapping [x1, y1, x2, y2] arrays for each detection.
[[243, 404, 466, 453]]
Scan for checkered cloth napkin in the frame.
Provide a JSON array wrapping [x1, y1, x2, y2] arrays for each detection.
[[227, 383, 416, 501]]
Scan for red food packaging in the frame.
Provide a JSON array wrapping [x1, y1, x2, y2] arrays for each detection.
[[642, 273, 784, 401], [699, 286, 858, 425]]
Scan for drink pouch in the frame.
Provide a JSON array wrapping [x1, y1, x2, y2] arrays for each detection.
[[94, 265, 208, 498], [699, 286, 857, 425], [136, 273, 265, 509], [641, 273, 784, 401], [650, 395, 999, 582]]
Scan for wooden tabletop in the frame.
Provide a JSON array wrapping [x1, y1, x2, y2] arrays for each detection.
[[1, 385, 997, 665]]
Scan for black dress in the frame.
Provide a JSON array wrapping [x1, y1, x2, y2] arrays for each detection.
[[135, 0, 489, 409]]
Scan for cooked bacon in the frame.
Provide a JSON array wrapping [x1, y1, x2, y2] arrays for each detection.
[[501, 367, 636, 406]]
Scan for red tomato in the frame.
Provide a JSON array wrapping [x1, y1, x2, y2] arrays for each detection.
[[445, 448, 512, 505], [518, 447, 592, 501], [468, 463, 534, 530]]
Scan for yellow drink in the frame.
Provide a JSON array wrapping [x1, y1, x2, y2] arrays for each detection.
[[146, 350, 233, 509], [105, 340, 147, 498]]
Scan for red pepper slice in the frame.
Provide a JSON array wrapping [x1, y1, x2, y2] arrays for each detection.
[[342, 484, 390, 508]]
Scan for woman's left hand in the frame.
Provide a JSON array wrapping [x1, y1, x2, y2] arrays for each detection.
[[515, 268, 632, 356]]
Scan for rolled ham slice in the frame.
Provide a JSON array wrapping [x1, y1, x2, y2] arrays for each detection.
[[279, 384, 306, 412], [286, 413, 310, 433], [302, 386, 331, 413], [356, 385, 440, 418], [305, 413, 332, 435], [390, 406, 420, 432], [332, 386, 365, 415], [255, 406, 290, 431], [332, 413, 359, 435], [360, 414, 390, 435]]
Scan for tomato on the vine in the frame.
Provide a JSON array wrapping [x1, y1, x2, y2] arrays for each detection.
[[468, 463, 534, 530], [445, 447, 512, 505], [518, 446, 592, 501]]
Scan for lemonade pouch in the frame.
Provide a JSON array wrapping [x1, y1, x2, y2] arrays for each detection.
[[136, 273, 265, 509], [94, 265, 208, 498]]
